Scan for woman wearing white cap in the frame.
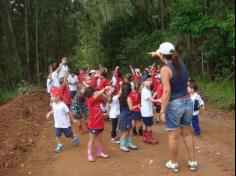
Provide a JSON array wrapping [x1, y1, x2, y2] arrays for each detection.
[[149, 42, 197, 173]]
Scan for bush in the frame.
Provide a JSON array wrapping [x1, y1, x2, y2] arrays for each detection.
[[196, 76, 235, 110], [17, 80, 34, 96]]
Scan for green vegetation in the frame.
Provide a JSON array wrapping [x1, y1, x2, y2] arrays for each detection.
[[0, 0, 235, 109], [17, 80, 34, 96], [197, 76, 235, 110], [0, 88, 17, 105]]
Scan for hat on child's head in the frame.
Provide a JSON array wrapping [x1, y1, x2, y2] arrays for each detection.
[[89, 70, 96, 74], [51, 87, 61, 96], [141, 74, 151, 82], [156, 42, 175, 55]]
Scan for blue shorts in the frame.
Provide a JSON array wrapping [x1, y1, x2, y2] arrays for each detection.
[[165, 97, 193, 131], [130, 112, 142, 121], [70, 91, 77, 98], [55, 127, 73, 138], [142, 117, 153, 127], [88, 128, 104, 135]]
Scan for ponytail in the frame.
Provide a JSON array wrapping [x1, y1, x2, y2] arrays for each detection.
[[164, 51, 181, 76], [172, 52, 181, 76]]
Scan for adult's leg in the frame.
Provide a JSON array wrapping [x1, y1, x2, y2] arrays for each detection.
[[181, 127, 195, 161], [167, 129, 180, 163]]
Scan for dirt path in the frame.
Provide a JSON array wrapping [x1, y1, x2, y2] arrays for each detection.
[[16, 113, 235, 176], [0, 90, 234, 176]]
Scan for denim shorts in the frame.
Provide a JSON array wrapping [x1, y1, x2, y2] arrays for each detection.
[[142, 117, 154, 127], [165, 97, 193, 131], [55, 127, 73, 138], [130, 112, 142, 121]]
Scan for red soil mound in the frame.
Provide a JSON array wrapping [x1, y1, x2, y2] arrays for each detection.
[[0, 88, 49, 174]]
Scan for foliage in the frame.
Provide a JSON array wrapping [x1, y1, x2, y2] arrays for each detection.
[[0, 88, 17, 105], [0, 0, 235, 107], [17, 80, 33, 96], [196, 76, 235, 110]]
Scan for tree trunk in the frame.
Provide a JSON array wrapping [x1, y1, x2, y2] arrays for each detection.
[[129, 0, 153, 27], [25, 0, 31, 83], [36, 0, 40, 84], [160, 0, 165, 30], [3, 0, 22, 69]]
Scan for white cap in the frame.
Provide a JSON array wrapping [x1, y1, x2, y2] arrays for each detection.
[[156, 42, 175, 55], [89, 70, 96, 74], [135, 68, 140, 73]]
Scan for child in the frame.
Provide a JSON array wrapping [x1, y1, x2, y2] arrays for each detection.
[[154, 76, 163, 124], [51, 63, 60, 88], [97, 72, 109, 90], [188, 81, 205, 137], [46, 87, 79, 153], [58, 57, 69, 79], [71, 85, 87, 135], [112, 66, 122, 91], [67, 69, 78, 99], [119, 83, 138, 152], [84, 86, 111, 162], [59, 75, 71, 108], [109, 86, 121, 144], [128, 80, 143, 136], [141, 75, 159, 145], [47, 73, 53, 94]]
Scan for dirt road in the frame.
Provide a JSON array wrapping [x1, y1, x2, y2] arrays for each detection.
[[0, 89, 234, 176]]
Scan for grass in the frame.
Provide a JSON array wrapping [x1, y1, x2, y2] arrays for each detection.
[[0, 88, 18, 106], [196, 77, 235, 110]]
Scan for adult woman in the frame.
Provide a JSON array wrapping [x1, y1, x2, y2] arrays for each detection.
[[150, 42, 197, 173]]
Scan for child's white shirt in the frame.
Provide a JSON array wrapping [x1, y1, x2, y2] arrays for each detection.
[[111, 76, 117, 86], [52, 102, 71, 128], [141, 87, 153, 117], [191, 92, 204, 116], [58, 64, 69, 79], [67, 75, 78, 91], [47, 79, 53, 93], [51, 70, 60, 88], [109, 95, 120, 119]]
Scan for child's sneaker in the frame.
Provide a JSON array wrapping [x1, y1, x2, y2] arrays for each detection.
[[196, 134, 202, 138], [54, 145, 63, 153], [187, 160, 198, 171], [73, 137, 79, 146], [165, 160, 180, 173], [111, 138, 120, 144]]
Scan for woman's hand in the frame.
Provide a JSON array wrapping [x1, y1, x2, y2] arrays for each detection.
[[148, 51, 160, 58], [160, 112, 166, 123]]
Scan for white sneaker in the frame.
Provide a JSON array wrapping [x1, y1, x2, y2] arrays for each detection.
[[111, 138, 120, 144], [188, 160, 198, 171], [165, 160, 180, 173]]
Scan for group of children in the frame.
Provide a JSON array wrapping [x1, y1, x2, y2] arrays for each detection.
[[46, 57, 205, 162]]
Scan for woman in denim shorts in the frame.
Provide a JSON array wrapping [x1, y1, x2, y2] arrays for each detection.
[[150, 42, 197, 173]]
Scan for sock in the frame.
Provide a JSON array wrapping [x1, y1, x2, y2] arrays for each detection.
[[58, 143, 63, 147]]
